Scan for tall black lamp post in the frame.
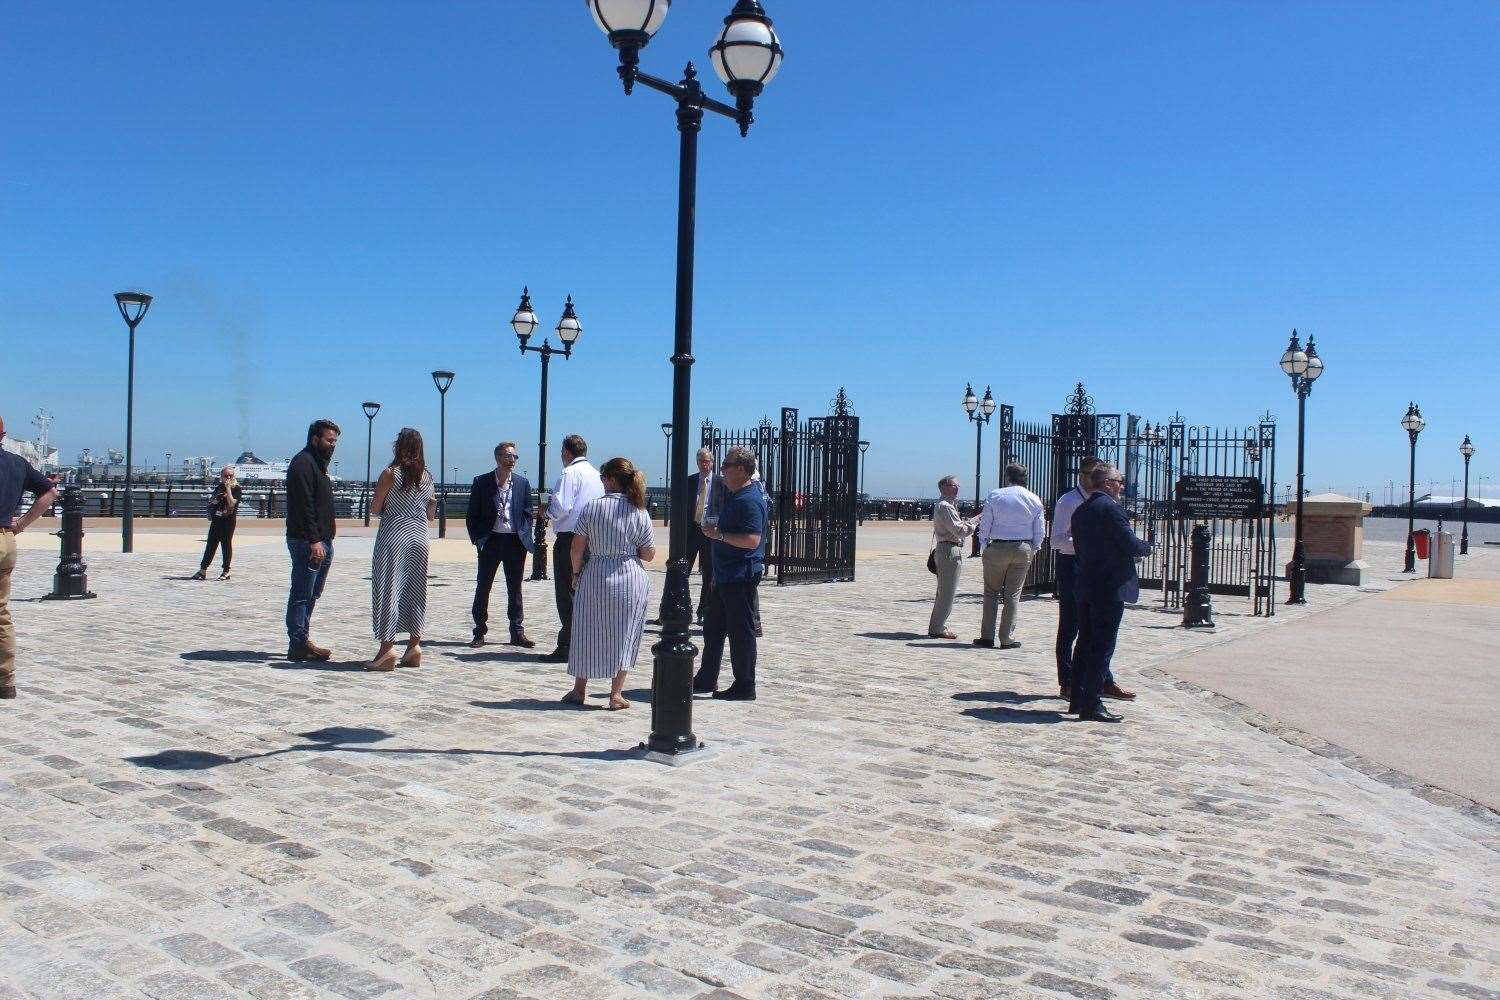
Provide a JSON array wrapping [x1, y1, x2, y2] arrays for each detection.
[[114, 291, 152, 553], [962, 384, 995, 555], [1401, 402, 1425, 572], [362, 401, 381, 527], [431, 371, 455, 538], [586, 0, 782, 760], [857, 439, 870, 524], [1278, 330, 1323, 603], [514, 288, 583, 581], [1460, 435, 1475, 555], [661, 422, 673, 524]]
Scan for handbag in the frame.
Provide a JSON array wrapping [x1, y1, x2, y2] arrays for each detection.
[[926, 521, 939, 574]]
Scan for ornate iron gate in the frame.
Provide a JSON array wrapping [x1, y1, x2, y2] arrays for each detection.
[[701, 390, 860, 585]]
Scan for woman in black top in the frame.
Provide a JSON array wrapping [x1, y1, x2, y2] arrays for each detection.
[[193, 466, 243, 580]]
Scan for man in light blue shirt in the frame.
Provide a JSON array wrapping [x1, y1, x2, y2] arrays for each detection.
[[975, 463, 1045, 649]]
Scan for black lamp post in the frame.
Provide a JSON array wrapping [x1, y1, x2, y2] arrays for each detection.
[[962, 384, 995, 555], [858, 439, 870, 524], [661, 422, 673, 524], [515, 288, 583, 581], [1278, 330, 1323, 603], [114, 291, 152, 553], [1401, 402, 1425, 572], [1460, 435, 1475, 555], [362, 401, 381, 527], [431, 371, 455, 538], [587, 0, 782, 760]]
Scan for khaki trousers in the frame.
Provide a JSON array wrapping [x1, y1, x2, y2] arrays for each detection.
[[0, 532, 16, 687], [980, 540, 1033, 644], [927, 541, 964, 635]]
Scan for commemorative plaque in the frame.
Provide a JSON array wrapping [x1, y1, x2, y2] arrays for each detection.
[[1175, 475, 1262, 519]]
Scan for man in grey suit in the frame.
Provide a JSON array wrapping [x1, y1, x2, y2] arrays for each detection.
[[684, 448, 724, 624]]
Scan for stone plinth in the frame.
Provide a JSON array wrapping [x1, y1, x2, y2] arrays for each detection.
[[1290, 492, 1372, 585]]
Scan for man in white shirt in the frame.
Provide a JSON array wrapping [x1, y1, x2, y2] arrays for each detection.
[[975, 463, 1045, 649], [540, 434, 605, 663]]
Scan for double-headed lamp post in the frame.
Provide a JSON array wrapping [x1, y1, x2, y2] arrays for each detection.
[[362, 401, 381, 527], [1401, 402, 1425, 572], [114, 291, 153, 553], [1460, 435, 1475, 555], [962, 384, 996, 554], [586, 0, 782, 760], [661, 422, 673, 524], [431, 371, 455, 538], [1278, 330, 1324, 603], [514, 288, 583, 581]]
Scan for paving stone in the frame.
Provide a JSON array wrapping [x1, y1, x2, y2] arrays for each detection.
[[288, 955, 402, 998], [156, 931, 240, 967]]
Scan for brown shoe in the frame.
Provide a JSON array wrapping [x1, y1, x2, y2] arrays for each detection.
[[510, 632, 537, 649], [1102, 683, 1137, 701], [303, 640, 332, 661], [928, 631, 957, 640], [0, 685, 15, 700], [398, 647, 422, 669], [366, 649, 398, 672]]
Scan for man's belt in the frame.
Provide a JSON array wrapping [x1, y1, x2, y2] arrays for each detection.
[[987, 538, 1031, 544]]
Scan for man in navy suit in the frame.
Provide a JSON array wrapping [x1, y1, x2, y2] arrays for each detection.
[[466, 441, 536, 649], [1069, 462, 1153, 722]]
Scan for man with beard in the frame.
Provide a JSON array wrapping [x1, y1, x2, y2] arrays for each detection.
[[285, 419, 339, 662]]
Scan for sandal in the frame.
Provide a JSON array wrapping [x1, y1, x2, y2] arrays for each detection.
[[607, 697, 631, 711], [366, 649, 398, 672], [398, 647, 421, 668], [219, 570, 231, 581], [190, 570, 207, 581], [560, 690, 586, 706]]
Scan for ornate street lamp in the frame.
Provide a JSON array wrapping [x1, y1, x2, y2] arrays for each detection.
[[586, 0, 783, 761], [660, 422, 673, 524], [114, 291, 152, 553], [362, 401, 381, 527], [1460, 435, 1475, 555], [1278, 330, 1323, 603], [1401, 402, 1425, 572], [963, 384, 995, 555], [432, 371, 455, 538], [516, 288, 582, 581]]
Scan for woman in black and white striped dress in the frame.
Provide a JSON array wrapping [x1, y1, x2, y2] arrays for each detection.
[[562, 457, 656, 710], [368, 428, 435, 672]]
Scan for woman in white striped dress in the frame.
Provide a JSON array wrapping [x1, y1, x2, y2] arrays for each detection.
[[367, 428, 435, 672], [563, 457, 656, 710]]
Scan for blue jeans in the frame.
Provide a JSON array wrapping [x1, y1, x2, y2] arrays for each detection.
[[286, 538, 333, 647]]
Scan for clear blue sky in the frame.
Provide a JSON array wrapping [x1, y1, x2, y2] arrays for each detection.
[[5, 2, 1497, 501]]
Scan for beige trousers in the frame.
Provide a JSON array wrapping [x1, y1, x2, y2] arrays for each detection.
[[980, 540, 1033, 644], [927, 541, 964, 635], [0, 532, 16, 687]]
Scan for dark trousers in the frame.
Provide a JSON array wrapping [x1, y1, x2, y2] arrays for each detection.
[[200, 517, 236, 572], [553, 532, 577, 651], [473, 533, 527, 639], [697, 576, 760, 692], [686, 527, 714, 619], [1069, 597, 1123, 716], [1056, 555, 1113, 689]]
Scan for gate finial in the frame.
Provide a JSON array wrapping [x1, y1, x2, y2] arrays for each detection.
[[1065, 383, 1094, 416], [831, 387, 854, 416]]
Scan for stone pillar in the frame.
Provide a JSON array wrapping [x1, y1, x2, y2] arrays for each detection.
[[1289, 492, 1372, 586]]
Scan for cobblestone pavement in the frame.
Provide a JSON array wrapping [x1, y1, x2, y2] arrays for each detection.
[[2, 537, 1497, 1000]]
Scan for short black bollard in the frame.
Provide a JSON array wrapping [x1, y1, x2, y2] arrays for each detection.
[[1182, 523, 1214, 627], [43, 485, 97, 600]]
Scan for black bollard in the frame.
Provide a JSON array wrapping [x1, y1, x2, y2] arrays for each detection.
[[1182, 523, 1213, 628], [43, 485, 97, 601]]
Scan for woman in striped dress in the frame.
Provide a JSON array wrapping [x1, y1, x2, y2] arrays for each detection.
[[563, 457, 656, 710], [368, 428, 435, 672]]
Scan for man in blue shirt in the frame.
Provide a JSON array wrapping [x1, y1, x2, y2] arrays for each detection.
[[1, 415, 61, 700], [693, 446, 768, 701]]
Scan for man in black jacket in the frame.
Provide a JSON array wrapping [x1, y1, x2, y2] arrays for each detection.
[[285, 419, 339, 662]]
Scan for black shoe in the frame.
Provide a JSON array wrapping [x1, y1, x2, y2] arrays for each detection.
[[191, 570, 207, 581], [286, 645, 312, 662], [1076, 707, 1123, 723], [0, 685, 15, 700], [510, 632, 537, 649], [692, 674, 718, 695], [713, 686, 756, 701], [972, 638, 994, 648], [1000, 641, 1022, 650], [540, 648, 568, 664], [468, 635, 485, 649]]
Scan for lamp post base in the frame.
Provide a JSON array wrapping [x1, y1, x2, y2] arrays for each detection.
[[648, 558, 700, 758], [531, 538, 549, 582]]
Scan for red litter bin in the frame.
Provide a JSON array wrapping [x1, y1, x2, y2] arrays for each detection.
[[1413, 529, 1431, 560]]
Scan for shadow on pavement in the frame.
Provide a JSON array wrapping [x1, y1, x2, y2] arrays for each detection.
[[953, 690, 1057, 706], [471, 697, 586, 712], [961, 705, 1066, 725], [181, 650, 276, 663], [858, 631, 926, 641], [452, 651, 538, 664]]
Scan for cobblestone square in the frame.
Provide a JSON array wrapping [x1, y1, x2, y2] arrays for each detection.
[[2, 532, 1497, 999]]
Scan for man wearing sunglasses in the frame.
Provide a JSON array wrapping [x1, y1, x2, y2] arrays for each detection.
[[466, 441, 536, 649], [693, 447, 769, 701], [1069, 463, 1153, 722]]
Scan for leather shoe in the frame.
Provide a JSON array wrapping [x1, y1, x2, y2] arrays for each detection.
[[1076, 707, 1123, 723], [539, 648, 568, 664], [0, 685, 15, 700], [1059, 685, 1071, 700], [468, 635, 486, 649], [692, 674, 718, 695], [972, 638, 994, 648], [1102, 683, 1137, 701], [302, 640, 332, 661], [713, 685, 756, 701], [999, 641, 1022, 650], [286, 645, 313, 662], [928, 631, 957, 640], [510, 632, 537, 649]]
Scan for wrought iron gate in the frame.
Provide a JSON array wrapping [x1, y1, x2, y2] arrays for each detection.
[[701, 390, 860, 585]]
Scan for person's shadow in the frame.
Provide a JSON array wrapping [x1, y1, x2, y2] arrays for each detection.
[[960, 705, 1066, 725], [952, 690, 1057, 706]]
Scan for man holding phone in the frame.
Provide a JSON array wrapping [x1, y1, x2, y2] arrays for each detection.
[[693, 447, 769, 701], [285, 419, 339, 662]]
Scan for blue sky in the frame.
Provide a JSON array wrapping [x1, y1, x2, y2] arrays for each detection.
[[5, 1, 1497, 500]]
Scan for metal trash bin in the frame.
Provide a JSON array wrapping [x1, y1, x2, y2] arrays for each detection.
[[1428, 530, 1456, 579]]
